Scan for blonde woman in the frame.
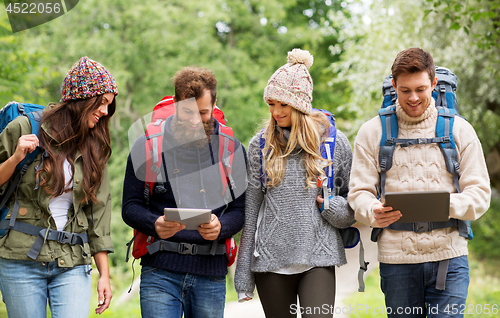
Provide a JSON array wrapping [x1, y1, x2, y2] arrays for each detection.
[[234, 49, 355, 318]]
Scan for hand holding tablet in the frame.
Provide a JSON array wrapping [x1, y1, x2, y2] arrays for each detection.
[[164, 208, 212, 230], [384, 191, 450, 223], [373, 205, 402, 228]]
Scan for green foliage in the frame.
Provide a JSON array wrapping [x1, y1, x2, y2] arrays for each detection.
[[346, 256, 500, 318], [332, 0, 500, 150], [0, 12, 56, 106], [425, 0, 500, 50], [469, 195, 500, 260], [14, 0, 352, 145]]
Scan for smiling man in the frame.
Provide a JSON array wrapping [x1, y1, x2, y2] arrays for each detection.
[[122, 67, 247, 318], [348, 48, 491, 317]]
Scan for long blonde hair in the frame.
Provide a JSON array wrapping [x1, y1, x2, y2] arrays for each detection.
[[262, 108, 332, 188]]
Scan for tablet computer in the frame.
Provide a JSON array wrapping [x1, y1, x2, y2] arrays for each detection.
[[384, 191, 450, 223], [164, 208, 212, 230]]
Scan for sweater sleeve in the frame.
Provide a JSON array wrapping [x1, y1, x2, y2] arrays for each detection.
[[348, 118, 385, 227], [234, 134, 264, 295], [450, 117, 491, 220], [217, 143, 247, 239], [121, 136, 160, 237], [320, 129, 356, 229]]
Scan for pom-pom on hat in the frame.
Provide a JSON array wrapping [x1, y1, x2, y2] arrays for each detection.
[[60, 56, 118, 102], [263, 48, 314, 114]]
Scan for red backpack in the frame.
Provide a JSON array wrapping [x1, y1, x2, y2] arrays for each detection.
[[126, 96, 238, 266]]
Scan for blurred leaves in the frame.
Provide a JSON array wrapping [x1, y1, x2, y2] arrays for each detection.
[[1, 0, 352, 272], [331, 0, 500, 155]]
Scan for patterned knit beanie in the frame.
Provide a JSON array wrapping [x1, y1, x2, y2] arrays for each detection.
[[263, 48, 314, 114], [60, 56, 118, 102]]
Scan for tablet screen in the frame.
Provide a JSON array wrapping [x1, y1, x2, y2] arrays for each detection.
[[164, 208, 212, 230], [384, 191, 450, 223]]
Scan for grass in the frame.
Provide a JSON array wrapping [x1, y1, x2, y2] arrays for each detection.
[[344, 254, 500, 317]]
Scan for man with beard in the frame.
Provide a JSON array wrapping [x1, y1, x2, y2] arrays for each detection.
[[122, 67, 247, 318]]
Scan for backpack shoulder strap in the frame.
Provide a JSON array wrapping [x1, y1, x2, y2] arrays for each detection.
[[433, 66, 461, 193], [315, 109, 337, 209], [436, 106, 460, 193], [14, 110, 44, 171], [259, 129, 267, 190], [378, 105, 398, 199], [1, 110, 44, 231], [143, 119, 166, 204], [218, 123, 236, 197]]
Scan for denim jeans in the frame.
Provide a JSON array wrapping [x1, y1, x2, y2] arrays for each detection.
[[380, 255, 469, 318], [0, 257, 92, 318], [140, 266, 226, 318]]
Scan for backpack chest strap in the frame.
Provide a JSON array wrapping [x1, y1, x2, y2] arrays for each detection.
[[0, 220, 88, 260], [146, 240, 226, 256], [391, 136, 450, 148], [385, 218, 469, 238]]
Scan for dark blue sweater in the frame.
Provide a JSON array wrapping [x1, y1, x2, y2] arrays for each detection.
[[122, 117, 247, 276]]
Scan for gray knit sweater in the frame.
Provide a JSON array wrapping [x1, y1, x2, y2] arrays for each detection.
[[234, 127, 355, 295]]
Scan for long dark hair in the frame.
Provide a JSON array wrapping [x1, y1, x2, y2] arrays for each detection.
[[37, 95, 116, 204]]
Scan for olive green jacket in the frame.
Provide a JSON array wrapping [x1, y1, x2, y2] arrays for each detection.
[[0, 115, 114, 267]]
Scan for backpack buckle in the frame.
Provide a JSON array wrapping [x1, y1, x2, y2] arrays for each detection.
[[56, 231, 74, 244], [412, 222, 431, 233], [178, 243, 197, 255]]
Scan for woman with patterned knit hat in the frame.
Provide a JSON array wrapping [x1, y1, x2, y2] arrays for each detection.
[[234, 49, 355, 317], [0, 57, 118, 317]]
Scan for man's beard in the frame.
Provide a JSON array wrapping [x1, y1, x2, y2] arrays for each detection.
[[171, 116, 215, 148]]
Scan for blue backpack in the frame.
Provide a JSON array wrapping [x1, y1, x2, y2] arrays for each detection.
[[0, 102, 90, 263], [372, 66, 473, 242], [0, 102, 45, 237], [259, 109, 368, 292]]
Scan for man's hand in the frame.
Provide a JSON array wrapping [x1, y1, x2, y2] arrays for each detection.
[[198, 214, 221, 241], [155, 215, 185, 239], [373, 205, 402, 227]]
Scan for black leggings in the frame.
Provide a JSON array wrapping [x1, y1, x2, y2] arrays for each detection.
[[255, 267, 336, 318]]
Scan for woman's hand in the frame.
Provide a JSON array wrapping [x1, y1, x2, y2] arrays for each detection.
[[0, 134, 40, 188], [93, 251, 112, 315], [12, 134, 39, 164], [95, 274, 112, 315]]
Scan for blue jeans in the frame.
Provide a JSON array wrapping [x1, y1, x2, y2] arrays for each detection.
[[140, 266, 226, 318], [380, 256, 469, 318], [0, 257, 92, 318]]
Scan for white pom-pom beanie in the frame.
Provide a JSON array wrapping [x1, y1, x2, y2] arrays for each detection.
[[264, 48, 314, 114]]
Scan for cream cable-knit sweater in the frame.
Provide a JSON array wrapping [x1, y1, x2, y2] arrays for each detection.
[[348, 100, 491, 264]]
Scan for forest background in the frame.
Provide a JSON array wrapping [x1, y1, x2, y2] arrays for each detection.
[[1, 0, 500, 317]]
